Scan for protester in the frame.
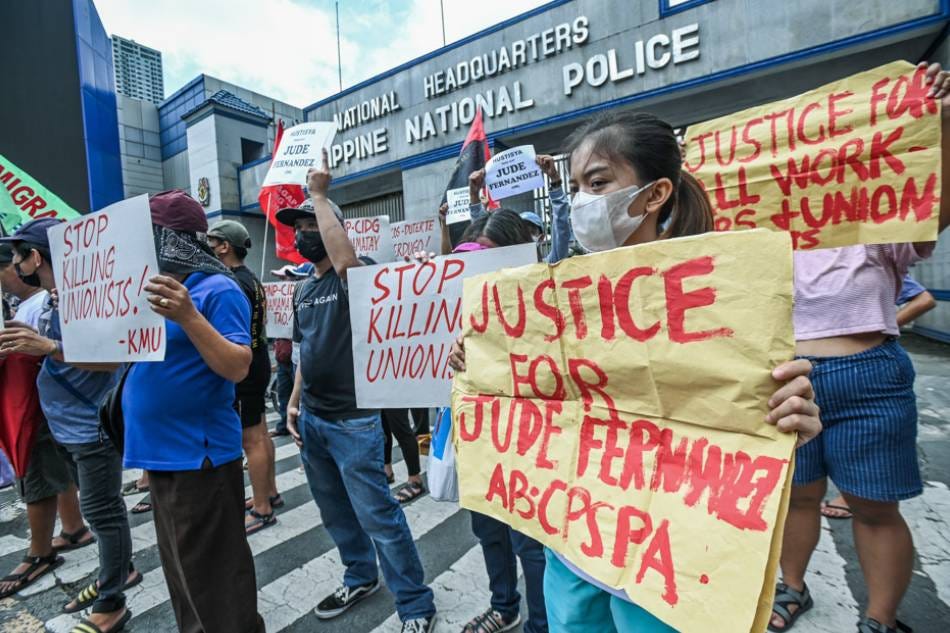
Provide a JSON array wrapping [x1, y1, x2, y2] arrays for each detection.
[[461, 155, 572, 264], [280, 151, 436, 633], [269, 263, 313, 438], [0, 242, 96, 602], [448, 110, 822, 633], [819, 273, 938, 521], [208, 220, 282, 535], [122, 190, 264, 633], [0, 220, 138, 632], [769, 60, 950, 633], [382, 408, 425, 503]]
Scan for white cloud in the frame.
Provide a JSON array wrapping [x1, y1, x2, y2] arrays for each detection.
[[95, 0, 550, 108]]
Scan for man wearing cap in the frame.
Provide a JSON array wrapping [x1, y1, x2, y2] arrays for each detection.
[[0, 219, 137, 632], [120, 190, 263, 633], [208, 220, 281, 535], [280, 151, 436, 633]]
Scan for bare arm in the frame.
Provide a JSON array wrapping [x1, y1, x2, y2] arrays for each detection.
[[0, 326, 118, 371], [438, 203, 452, 255], [896, 290, 937, 326], [308, 149, 361, 280]]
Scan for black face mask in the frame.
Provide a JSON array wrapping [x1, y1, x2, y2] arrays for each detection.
[[15, 262, 41, 288], [295, 230, 327, 263]]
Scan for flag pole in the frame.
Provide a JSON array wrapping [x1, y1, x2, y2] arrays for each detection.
[[335, 1, 343, 92]]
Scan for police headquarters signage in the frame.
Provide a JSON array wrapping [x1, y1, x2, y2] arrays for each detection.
[[305, 0, 942, 179]]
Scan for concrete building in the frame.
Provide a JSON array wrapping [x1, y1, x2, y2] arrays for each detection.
[[111, 35, 164, 105]]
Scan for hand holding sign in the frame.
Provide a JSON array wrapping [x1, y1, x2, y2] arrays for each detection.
[[485, 145, 546, 200], [445, 188, 471, 225], [306, 148, 332, 198], [263, 122, 336, 187], [146, 275, 198, 323]]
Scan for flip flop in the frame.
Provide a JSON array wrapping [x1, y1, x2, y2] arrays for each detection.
[[0, 553, 65, 599], [130, 495, 152, 514], [69, 609, 131, 633], [63, 569, 144, 614], [245, 509, 277, 536], [244, 494, 285, 511], [121, 481, 149, 496], [820, 501, 853, 520], [53, 526, 96, 552]]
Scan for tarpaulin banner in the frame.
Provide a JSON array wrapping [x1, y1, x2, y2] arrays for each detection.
[[263, 281, 295, 339], [0, 153, 81, 235], [392, 219, 441, 259], [349, 243, 538, 408], [452, 229, 796, 633], [685, 61, 941, 249]]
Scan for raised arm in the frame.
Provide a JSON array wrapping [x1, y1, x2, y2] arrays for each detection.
[[308, 149, 362, 280]]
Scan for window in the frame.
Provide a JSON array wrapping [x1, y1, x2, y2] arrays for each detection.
[[241, 138, 265, 165]]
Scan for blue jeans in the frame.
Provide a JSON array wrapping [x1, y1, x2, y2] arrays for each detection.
[[298, 408, 435, 621], [275, 360, 295, 433], [543, 549, 675, 633], [471, 512, 548, 633]]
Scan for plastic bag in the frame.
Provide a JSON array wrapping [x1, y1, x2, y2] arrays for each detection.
[[426, 407, 458, 502]]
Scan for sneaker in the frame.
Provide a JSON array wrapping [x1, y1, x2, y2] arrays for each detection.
[[315, 580, 380, 619], [401, 615, 436, 633], [463, 608, 521, 633]]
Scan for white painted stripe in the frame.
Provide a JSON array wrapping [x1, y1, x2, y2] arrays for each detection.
[[792, 518, 859, 633], [371, 545, 492, 633], [257, 492, 459, 630], [44, 461, 413, 632], [902, 481, 950, 606]]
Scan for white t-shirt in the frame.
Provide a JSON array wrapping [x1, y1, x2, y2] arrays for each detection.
[[13, 290, 48, 329]]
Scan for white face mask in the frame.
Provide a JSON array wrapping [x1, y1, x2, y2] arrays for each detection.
[[570, 182, 654, 252]]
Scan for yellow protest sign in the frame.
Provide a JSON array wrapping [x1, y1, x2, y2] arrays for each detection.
[[685, 61, 941, 249], [452, 229, 796, 633]]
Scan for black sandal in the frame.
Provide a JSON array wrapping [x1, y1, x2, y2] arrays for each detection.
[[54, 526, 97, 552], [121, 481, 149, 496], [768, 582, 814, 632], [245, 509, 277, 535], [130, 495, 152, 514], [63, 567, 144, 614], [0, 552, 65, 598], [858, 618, 912, 633], [244, 494, 285, 511], [394, 482, 426, 504], [69, 609, 132, 633]]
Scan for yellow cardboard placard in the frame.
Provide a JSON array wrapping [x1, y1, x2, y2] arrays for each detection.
[[453, 230, 796, 633], [685, 61, 941, 249]]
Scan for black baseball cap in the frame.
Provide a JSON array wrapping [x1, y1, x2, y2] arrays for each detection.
[[275, 199, 344, 227], [0, 218, 63, 250], [0, 243, 13, 265]]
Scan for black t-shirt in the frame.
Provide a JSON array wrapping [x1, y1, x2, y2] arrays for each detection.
[[293, 262, 374, 420], [232, 265, 271, 395]]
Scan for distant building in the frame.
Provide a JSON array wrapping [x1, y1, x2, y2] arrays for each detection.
[[111, 35, 164, 105]]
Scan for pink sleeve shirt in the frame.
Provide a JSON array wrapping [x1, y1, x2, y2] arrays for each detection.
[[793, 243, 935, 341]]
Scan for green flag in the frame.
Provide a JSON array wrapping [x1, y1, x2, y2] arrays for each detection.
[[0, 153, 81, 236]]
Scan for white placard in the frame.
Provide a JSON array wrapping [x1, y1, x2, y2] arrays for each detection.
[[446, 187, 471, 225], [349, 243, 538, 408], [345, 214, 394, 263], [48, 195, 165, 362], [263, 281, 295, 339], [262, 122, 337, 187], [485, 145, 544, 200], [391, 218, 441, 260]]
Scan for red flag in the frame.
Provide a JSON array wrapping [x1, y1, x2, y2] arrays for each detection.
[[0, 354, 43, 477], [441, 108, 496, 243], [259, 120, 307, 264]]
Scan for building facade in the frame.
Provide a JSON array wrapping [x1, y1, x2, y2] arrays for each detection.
[[111, 35, 165, 105]]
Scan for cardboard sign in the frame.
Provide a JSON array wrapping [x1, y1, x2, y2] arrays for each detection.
[[446, 187, 472, 225], [452, 229, 796, 633], [345, 215, 394, 263], [263, 282, 295, 339], [392, 218, 441, 259], [0, 153, 81, 235], [262, 122, 337, 187], [349, 243, 538, 408], [685, 61, 941, 250], [485, 145, 545, 200], [48, 195, 165, 362]]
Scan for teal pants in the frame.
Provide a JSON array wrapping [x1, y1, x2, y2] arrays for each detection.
[[544, 549, 678, 633]]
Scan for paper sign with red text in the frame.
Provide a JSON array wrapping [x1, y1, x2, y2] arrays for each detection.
[[392, 219, 441, 260], [452, 229, 796, 633], [349, 243, 538, 408], [685, 61, 941, 249], [48, 195, 165, 362], [263, 282, 295, 339], [346, 214, 394, 263]]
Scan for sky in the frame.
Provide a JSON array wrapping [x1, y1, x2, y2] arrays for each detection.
[[94, 0, 551, 108]]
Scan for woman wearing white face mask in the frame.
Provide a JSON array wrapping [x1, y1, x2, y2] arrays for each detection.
[[449, 110, 822, 633]]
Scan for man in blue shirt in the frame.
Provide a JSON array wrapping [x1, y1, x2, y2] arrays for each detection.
[[0, 219, 137, 632], [282, 151, 436, 633]]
